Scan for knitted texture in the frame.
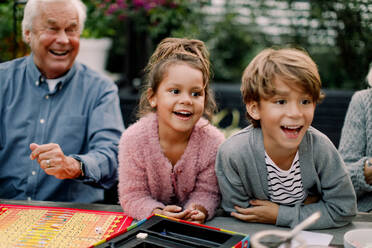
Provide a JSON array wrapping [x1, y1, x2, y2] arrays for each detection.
[[339, 88, 372, 212], [118, 113, 225, 220], [216, 125, 356, 229]]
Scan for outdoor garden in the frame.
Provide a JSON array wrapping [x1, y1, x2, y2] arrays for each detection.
[[0, 0, 371, 135]]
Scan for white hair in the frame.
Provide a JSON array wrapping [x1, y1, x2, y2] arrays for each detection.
[[22, 0, 86, 42], [367, 65, 372, 87]]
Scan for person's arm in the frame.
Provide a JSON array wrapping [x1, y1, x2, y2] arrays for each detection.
[[339, 91, 372, 196], [276, 136, 357, 229], [184, 158, 220, 222], [117, 132, 165, 220], [70, 83, 124, 189], [30, 143, 82, 179], [215, 143, 252, 213], [183, 126, 225, 221]]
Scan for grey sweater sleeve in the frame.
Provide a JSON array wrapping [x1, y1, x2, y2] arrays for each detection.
[[277, 130, 356, 229], [216, 126, 356, 229], [339, 90, 372, 197]]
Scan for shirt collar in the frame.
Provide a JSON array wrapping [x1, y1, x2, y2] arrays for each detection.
[[26, 53, 78, 89]]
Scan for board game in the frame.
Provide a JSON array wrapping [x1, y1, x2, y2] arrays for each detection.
[[92, 214, 250, 248], [0, 204, 133, 248]]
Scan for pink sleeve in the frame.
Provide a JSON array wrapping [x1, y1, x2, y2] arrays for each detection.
[[117, 133, 164, 220], [184, 127, 225, 219]]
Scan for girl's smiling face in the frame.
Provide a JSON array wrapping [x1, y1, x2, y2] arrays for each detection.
[[149, 63, 205, 137], [247, 78, 316, 156]]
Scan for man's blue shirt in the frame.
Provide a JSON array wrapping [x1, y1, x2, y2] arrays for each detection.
[[0, 54, 125, 203]]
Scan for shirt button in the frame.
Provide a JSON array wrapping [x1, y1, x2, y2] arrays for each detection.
[[40, 119, 45, 124], [32, 171, 36, 176], [35, 81, 39, 86], [45, 95, 49, 99], [27, 197, 31, 201]]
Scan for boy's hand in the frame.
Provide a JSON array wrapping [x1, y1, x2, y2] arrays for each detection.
[[231, 200, 278, 224], [184, 203, 208, 224], [303, 195, 320, 204], [152, 205, 191, 220]]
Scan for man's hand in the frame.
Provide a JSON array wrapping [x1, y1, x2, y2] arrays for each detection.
[[231, 200, 279, 224], [184, 203, 208, 224], [152, 205, 191, 220], [29, 143, 82, 180]]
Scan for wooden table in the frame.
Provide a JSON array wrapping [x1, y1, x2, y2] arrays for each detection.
[[1, 199, 371, 247]]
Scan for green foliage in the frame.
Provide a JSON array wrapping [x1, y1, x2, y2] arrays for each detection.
[[83, 0, 203, 42], [202, 12, 261, 82], [0, 2, 29, 62], [82, 1, 118, 38], [307, 0, 372, 89]]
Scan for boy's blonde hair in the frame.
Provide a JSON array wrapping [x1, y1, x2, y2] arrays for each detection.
[[241, 47, 324, 127], [138, 37, 217, 121]]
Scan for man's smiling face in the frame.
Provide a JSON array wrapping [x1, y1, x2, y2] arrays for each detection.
[[25, 1, 80, 79]]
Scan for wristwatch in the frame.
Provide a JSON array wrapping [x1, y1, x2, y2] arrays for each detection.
[[78, 159, 85, 177], [70, 156, 85, 178]]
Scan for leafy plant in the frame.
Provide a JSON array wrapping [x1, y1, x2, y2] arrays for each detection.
[[0, 2, 29, 62]]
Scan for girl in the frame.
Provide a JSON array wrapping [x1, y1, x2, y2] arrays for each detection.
[[117, 38, 225, 224]]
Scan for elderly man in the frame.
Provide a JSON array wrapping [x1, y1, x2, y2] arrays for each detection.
[[0, 0, 124, 203]]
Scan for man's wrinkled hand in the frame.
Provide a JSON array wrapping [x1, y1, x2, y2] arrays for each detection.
[[29, 143, 82, 179]]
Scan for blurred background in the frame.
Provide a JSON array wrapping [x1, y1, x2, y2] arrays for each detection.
[[1, 0, 372, 143]]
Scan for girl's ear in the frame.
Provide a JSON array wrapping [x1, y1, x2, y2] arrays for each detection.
[[246, 101, 260, 120], [147, 88, 157, 108]]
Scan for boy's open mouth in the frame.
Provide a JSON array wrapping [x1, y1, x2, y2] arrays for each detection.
[[281, 125, 302, 135]]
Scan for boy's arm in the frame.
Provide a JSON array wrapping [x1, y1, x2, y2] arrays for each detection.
[[276, 136, 357, 229], [215, 147, 252, 213]]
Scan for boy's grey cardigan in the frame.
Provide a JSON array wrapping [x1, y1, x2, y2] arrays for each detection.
[[216, 125, 357, 229], [339, 89, 372, 212]]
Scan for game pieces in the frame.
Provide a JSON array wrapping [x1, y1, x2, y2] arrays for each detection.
[[0, 204, 133, 248]]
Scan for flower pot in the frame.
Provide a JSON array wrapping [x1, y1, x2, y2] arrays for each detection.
[[76, 38, 112, 76]]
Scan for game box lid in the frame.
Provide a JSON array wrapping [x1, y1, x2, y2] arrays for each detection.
[[91, 214, 250, 248]]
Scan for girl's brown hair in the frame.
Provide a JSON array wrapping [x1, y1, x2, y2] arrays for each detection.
[[137, 37, 217, 121], [241, 47, 325, 127]]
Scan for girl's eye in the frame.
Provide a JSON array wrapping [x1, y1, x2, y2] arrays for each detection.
[[191, 91, 201, 97], [275, 99, 286, 105], [170, 89, 179, 94]]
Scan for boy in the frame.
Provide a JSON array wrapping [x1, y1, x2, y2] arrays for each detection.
[[215, 48, 356, 229]]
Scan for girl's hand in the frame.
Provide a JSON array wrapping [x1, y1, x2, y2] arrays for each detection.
[[231, 200, 278, 224], [184, 203, 208, 224], [152, 205, 191, 220]]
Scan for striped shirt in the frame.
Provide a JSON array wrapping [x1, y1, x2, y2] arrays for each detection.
[[265, 151, 307, 205]]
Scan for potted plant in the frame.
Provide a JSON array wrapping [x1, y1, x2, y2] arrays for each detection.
[[81, 0, 205, 85]]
